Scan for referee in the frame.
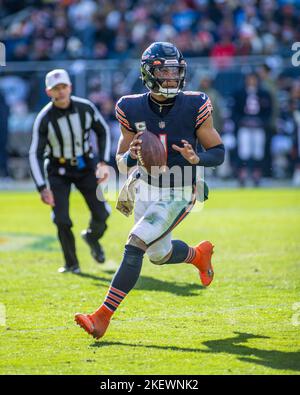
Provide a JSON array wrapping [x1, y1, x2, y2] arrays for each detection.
[[29, 69, 111, 273]]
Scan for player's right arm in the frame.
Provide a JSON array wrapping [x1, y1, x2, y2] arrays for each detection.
[[115, 97, 143, 174], [173, 93, 224, 167], [115, 125, 143, 174]]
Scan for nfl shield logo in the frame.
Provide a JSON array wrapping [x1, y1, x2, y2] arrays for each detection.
[[159, 121, 165, 129]]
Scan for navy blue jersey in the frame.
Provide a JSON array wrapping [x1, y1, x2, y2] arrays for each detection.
[[115, 91, 213, 186]]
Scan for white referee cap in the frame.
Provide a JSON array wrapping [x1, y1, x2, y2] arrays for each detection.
[[45, 69, 71, 89]]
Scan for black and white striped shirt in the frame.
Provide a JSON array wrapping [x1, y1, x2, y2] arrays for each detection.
[[29, 96, 110, 191]]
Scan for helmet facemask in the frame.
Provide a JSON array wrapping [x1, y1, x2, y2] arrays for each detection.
[[153, 63, 186, 98], [141, 59, 186, 98]]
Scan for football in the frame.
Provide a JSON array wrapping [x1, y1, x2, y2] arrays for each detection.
[[137, 130, 167, 176]]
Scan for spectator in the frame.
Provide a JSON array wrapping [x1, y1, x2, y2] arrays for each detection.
[[291, 81, 300, 186], [271, 101, 295, 179], [67, 0, 97, 57], [233, 72, 272, 186], [259, 63, 279, 128], [1, 0, 300, 186], [199, 73, 231, 178], [210, 35, 236, 69], [199, 73, 225, 133], [1, 0, 298, 61], [0, 90, 10, 178], [258, 62, 279, 177], [236, 23, 262, 56], [0, 75, 29, 106]]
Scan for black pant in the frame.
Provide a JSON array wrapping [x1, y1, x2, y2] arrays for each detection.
[[47, 161, 110, 267]]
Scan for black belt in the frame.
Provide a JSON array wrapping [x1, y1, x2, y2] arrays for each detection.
[[49, 154, 92, 167]]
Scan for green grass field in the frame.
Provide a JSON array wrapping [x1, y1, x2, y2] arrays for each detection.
[[0, 188, 299, 375]]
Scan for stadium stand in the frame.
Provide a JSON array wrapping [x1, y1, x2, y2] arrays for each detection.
[[0, 0, 299, 184]]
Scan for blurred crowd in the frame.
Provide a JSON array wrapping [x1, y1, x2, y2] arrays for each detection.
[[1, 67, 300, 186], [0, 0, 300, 186], [1, 0, 299, 62]]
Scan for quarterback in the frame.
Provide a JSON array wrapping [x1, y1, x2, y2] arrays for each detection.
[[75, 42, 225, 339]]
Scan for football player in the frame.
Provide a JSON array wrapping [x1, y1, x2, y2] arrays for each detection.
[[75, 42, 225, 339]]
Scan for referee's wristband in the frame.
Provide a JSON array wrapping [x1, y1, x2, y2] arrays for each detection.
[[37, 184, 47, 193]]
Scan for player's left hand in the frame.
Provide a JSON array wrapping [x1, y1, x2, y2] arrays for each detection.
[[172, 139, 200, 165], [96, 162, 110, 183]]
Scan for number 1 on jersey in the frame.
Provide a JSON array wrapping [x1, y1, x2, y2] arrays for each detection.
[[159, 134, 167, 160], [159, 134, 167, 152]]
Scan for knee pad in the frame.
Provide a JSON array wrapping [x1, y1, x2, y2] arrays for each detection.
[[149, 256, 167, 265], [148, 249, 172, 265], [127, 234, 148, 251], [146, 242, 172, 265]]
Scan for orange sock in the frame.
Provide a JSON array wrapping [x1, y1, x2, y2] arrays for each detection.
[[185, 247, 197, 264], [93, 304, 114, 321]]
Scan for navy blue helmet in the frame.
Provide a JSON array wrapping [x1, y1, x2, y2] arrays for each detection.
[[141, 42, 186, 98]]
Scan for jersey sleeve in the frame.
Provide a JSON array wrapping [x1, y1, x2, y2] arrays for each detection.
[[195, 93, 213, 129], [115, 97, 135, 132], [29, 113, 48, 192], [89, 101, 111, 162]]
